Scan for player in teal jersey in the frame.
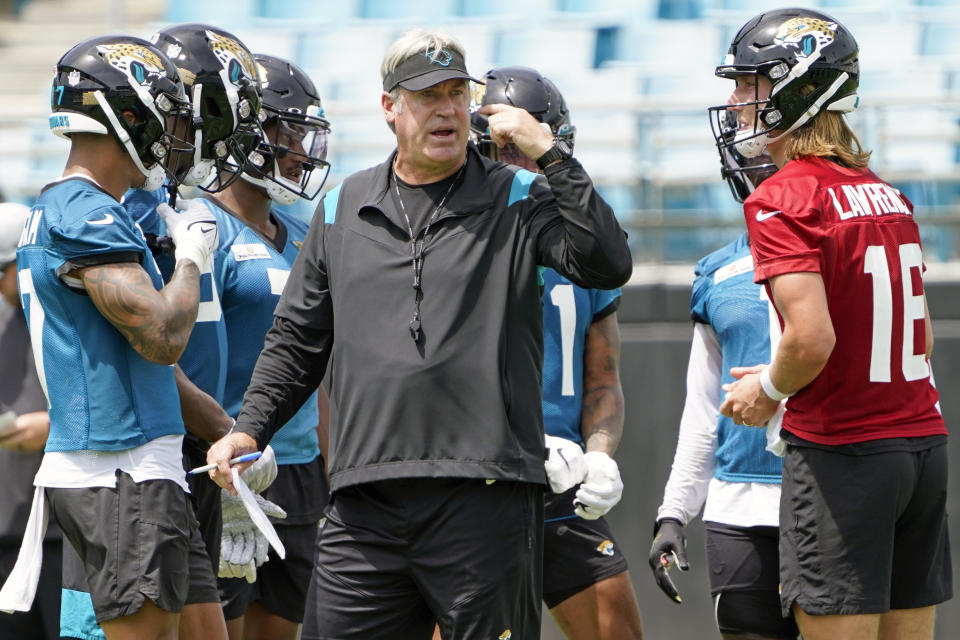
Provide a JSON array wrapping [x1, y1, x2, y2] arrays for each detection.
[[54, 24, 264, 640], [470, 66, 643, 640], [10, 35, 221, 640], [173, 54, 331, 640]]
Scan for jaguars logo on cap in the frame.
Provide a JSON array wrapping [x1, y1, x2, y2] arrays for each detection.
[[425, 47, 452, 67]]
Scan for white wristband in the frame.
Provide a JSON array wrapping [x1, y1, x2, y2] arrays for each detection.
[[759, 366, 792, 402]]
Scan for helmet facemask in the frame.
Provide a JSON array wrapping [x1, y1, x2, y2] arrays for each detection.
[[243, 105, 331, 205], [193, 67, 262, 192], [152, 24, 264, 192], [714, 110, 777, 203]]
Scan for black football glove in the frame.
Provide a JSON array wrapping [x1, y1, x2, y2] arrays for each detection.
[[648, 517, 689, 604]]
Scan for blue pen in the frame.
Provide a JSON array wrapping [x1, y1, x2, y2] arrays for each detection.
[[188, 451, 262, 475]]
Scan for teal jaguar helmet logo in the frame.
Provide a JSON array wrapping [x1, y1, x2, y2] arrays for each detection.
[[774, 16, 837, 58]]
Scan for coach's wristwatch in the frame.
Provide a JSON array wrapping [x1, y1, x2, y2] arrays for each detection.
[[536, 137, 573, 170]]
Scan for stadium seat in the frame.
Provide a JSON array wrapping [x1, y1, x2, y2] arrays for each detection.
[[458, 0, 551, 18], [166, 0, 257, 26], [559, 0, 658, 20], [921, 21, 960, 58], [492, 26, 596, 71], [656, 0, 705, 20], [258, 0, 358, 20], [358, 0, 456, 20]]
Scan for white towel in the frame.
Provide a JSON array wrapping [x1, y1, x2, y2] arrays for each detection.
[[765, 400, 788, 458], [0, 487, 49, 613]]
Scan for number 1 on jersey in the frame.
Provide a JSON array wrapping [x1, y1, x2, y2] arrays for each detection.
[[549, 284, 576, 396], [864, 243, 927, 383]]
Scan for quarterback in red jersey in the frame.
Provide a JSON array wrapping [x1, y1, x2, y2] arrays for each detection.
[[715, 8, 951, 640]]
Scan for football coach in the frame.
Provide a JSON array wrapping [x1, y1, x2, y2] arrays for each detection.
[[206, 27, 632, 640]]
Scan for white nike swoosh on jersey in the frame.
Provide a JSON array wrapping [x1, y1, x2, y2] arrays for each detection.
[[86, 213, 115, 225], [755, 209, 782, 221]]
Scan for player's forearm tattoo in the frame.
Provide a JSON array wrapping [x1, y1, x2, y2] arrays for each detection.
[[82, 261, 201, 364], [581, 314, 624, 455]]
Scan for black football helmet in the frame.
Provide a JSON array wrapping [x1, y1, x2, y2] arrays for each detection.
[[50, 35, 194, 192], [470, 66, 575, 162], [708, 8, 859, 159], [151, 23, 262, 191], [242, 55, 331, 204]]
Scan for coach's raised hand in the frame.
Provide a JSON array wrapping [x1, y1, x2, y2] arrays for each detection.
[[207, 431, 259, 495], [478, 102, 554, 160]]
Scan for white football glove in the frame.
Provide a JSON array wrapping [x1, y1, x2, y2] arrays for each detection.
[[574, 451, 623, 520], [218, 488, 286, 583], [544, 435, 587, 494], [240, 445, 277, 494], [156, 198, 218, 271]]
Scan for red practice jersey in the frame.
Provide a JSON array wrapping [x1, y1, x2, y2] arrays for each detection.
[[744, 156, 946, 445]]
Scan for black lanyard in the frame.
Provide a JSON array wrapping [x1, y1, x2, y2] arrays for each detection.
[[392, 162, 465, 341]]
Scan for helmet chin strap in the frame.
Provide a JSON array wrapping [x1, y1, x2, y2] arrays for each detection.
[[734, 130, 770, 158], [240, 167, 300, 205], [181, 83, 213, 187], [94, 90, 165, 191]]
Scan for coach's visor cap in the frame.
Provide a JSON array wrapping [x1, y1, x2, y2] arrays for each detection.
[[383, 46, 483, 92]]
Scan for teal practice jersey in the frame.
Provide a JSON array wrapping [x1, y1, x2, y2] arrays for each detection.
[[540, 268, 620, 445], [690, 232, 782, 483], [165, 198, 320, 465], [17, 178, 184, 452]]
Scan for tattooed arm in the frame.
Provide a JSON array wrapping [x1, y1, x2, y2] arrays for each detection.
[[79, 260, 201, 365], [580, 311, 624, 456]]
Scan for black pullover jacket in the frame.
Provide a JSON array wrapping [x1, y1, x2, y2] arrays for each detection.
[[235, 144, 632, 492]]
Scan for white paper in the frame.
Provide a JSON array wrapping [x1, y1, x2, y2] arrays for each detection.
[[232, 468, 285, 560]]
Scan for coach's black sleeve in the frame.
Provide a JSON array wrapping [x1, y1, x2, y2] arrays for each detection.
[[234, 316, 331, 452], [234, 200, 334, 451], [528, 157, 633, 290]]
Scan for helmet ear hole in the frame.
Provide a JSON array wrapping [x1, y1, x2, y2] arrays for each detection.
[[120, 109, 139, 127], [203, 96, 223, 119]]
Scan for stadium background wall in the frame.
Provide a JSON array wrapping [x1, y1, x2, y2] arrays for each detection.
[[541, 281, 960, 640]]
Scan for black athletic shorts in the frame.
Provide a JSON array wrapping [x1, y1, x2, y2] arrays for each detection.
[[220, 521, 318, 622], [704, 522, 798, 640], [51, 471, 220, 630], [542, 487, 628, 608], [183, 434, 222, 570], [301, 477, 544, 640], [780, 440, 952, 617]]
